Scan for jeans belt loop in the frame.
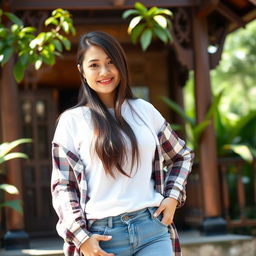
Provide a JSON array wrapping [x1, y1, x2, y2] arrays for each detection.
[[108, 216, 113, 228]]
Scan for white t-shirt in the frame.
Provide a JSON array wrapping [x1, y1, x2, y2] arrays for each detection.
[[52, 99, 165, 219]]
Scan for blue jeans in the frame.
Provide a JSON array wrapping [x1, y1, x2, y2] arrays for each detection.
[[88, 207, 173, 256]]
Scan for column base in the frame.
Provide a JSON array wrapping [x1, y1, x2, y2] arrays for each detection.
[[201, 217, 227, 236], [4, 230, 30, 250]]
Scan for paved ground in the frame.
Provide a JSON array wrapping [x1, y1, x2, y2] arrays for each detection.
[[0, 231, 255, 256]]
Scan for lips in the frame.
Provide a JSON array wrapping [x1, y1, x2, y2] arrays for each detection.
[[98, 77, 113, 85]]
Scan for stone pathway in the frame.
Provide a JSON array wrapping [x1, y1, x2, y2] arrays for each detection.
[[1, 231, 256, 256]]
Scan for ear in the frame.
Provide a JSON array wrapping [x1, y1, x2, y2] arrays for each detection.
[[77, 64, 81, 73], [77, 64, 87, 81]]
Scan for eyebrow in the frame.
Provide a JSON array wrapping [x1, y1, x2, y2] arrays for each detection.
[[88, 59, 99, 63], [88, 57, 111, 63]]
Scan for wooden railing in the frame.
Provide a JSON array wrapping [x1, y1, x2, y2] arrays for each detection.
[[183, 158, 256, 230], [219, 157, 256, 228]]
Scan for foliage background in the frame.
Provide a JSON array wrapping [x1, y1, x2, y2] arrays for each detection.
[[184, 20, 256, 116]]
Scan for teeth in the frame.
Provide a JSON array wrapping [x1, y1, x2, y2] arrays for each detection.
[[101, 78, 111, 82]]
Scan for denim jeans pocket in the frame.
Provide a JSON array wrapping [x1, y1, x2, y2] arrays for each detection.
[[153, 213, 168, 228]]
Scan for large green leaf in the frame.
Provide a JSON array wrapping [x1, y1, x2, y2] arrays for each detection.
[[128, 16, 142, 34], [140, 28, 152, 51], [0, 200, 23, 214], [134, 2, 147, 14], [21, 27, 36, 34], [61, 21, 69, 33], [4, 12, 23, 26], [41, 49, 55, 65], [122, 9, 140, 19], [19, 53, 29, 66], [0, 138, 32, 158], [34, 58, 43, 70], [205, 91, 223, 121], [153, 15, 168, 28], [52, 39, 63, 52], [161, 96, 195, 125], [157, 9, 173, 17], [0, 184, 19, 194], [229, 111, 256, 141], [147, 7, 158, 17], [0, 152, 29, 164], [13, 59, 25, 82], [44, 17, 59, 26], [154, 26, 168, 43], [61, 37, 71, 50], [0, 47, 14, 65], [193, 119, 211, 146], [224, 144, 254, 163], [130, 23, 145, 44]]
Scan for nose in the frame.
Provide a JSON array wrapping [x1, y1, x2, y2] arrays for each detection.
[[99, 65, 110, 76]]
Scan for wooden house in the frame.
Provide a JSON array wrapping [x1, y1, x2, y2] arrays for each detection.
[[0, 0, 255, 248]]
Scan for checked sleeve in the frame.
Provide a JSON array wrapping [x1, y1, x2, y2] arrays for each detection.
[[158, 121, 194, 208], [51, 112, 91, 249]]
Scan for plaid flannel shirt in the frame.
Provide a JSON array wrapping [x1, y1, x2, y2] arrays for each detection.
[[51, 117, 194, 256]]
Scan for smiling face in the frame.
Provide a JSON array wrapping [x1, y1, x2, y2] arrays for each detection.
[[79, 45, 121, 107]]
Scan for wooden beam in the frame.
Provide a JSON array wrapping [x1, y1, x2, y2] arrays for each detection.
[[192, 10, 222, 219], [0, 58, 24, 231], [0, 58, 30, 249], [228, 8, 256, 32], [197, 0, 219, 18], [11, 0, 199, 11], [217, 2, 246, 28]]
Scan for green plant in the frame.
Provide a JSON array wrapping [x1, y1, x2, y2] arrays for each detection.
[[214, 104, 256, 162], [122, 2, 173, 51], [161, 92, 222, 152], [0, 138, 32, 213], [0, 8, 75, 82], [162, 92, 256, 162]]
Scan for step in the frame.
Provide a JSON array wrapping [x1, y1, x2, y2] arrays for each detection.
[[180, 231, 256, 256], [0, 231, 255, 256], [0, 238, 64, 256]]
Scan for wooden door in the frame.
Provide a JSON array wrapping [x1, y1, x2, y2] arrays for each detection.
[[19, 89, 58, 236]]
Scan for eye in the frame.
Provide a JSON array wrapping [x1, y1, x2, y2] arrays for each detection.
[[89, 63, 98, 68], [108, 59, 113, 65]]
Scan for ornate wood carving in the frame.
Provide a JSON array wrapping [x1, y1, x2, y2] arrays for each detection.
[[171, 7, 194, 70], [171, 6, 229, 71]]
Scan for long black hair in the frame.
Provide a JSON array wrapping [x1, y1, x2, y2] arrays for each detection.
[[76, 31, 138, 178]]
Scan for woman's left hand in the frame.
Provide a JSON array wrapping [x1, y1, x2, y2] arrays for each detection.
[[153, 198, 178, 226]]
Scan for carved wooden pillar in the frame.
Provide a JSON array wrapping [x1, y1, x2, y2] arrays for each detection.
[[0, 58, 29, 249], [192, 10, 226, 235]]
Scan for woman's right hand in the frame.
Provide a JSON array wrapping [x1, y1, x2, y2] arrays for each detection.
[[80, 234, 115, 256]]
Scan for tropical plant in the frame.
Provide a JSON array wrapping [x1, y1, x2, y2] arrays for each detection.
[[0, 8, 75, 82], [122, 2, 173, 51], [162, 92, 256, 162], [161, 92, 222, 152], [0, 138, 32, 213], [214, 104, 256, 162]]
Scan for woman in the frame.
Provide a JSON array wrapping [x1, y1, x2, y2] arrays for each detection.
[[51, 31, 194, 256]]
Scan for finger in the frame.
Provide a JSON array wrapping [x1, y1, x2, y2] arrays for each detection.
[[153, 204, 165, 218], [161, 212, 173, 225], [95, 234, 112, 241]]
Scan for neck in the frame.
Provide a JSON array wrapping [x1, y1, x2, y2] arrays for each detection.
[[98, 93, 115, 108]]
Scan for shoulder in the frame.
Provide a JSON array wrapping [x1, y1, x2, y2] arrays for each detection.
[[127, 98, 155, 111], [60, 106, 89, 119], [58, 106, 90, 125], [53, 106, 91, 147], [127, 98, 165, 133]]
